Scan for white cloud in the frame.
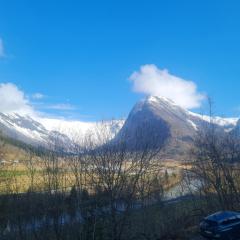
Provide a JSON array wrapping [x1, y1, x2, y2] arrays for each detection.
[[0, 38, 5, 58], [0, 83, 77, 117], [129, 64, 205, 109], [0, 83, 34, 114], [32, 93, 44, 99]]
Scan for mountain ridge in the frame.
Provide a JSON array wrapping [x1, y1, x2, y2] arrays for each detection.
[[113, 96, 239, 160]]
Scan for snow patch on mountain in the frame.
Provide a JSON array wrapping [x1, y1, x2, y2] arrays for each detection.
[[0, 112, 50, 144], [146, 96, 238, 129], [188, 111, 238, 127], [187, 119, 198, 130]]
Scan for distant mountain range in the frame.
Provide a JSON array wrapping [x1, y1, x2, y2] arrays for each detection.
[[0, 112, 124, 151], [0, 96, 238, 159]]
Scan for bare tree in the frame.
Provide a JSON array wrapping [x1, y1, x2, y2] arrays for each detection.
[[189, 100, 240, 211], [80, 121, 165, 240], [25, 149, 38, 192]]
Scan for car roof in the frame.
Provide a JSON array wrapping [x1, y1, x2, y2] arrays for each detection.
[[205, 211, 240, 223]]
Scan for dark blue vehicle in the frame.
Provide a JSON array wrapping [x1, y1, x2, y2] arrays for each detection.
[[200, 211, 240, 239]]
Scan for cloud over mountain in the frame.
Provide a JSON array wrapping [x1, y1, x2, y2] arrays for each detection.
[[0, 83, 34, 115], [129, 64, 205, 109]]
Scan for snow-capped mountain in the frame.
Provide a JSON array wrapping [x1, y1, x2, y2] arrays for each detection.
[[146, 96, 238, 131], [0, 112, 77, 151], [114, 96, 238, 159], [38, 118, 125, 145], [0, 112, 50, 145], [0, 112, 124, 150], [0, 96, 238, 156]]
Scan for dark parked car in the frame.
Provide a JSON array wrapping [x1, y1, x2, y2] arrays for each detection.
[[200, 211, 240, 239]]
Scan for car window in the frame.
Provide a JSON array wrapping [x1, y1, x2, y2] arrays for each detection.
[[221, 218, 240, 225]]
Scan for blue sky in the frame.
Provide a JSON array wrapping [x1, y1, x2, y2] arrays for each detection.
[[0, 0, 240, 120]]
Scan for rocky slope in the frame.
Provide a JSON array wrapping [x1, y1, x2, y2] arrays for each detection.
[[114, 96, 238, 160]]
